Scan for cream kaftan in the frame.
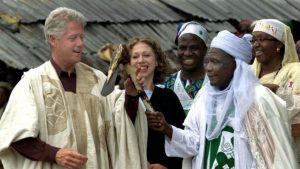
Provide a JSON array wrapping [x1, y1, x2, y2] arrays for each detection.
[[0, 61, 148, 169]]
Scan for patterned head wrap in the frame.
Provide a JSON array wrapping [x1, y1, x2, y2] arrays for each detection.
[[175, 21, 209, 47], [253, 19, 299, 66]]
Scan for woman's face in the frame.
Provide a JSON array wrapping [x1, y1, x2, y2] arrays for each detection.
[[252, 31, 282, 64], [130, 42, 157, 82], [177, 33, 207, 72]]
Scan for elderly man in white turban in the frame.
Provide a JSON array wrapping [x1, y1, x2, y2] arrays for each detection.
[[147, 30, 299, 169], [164, 21, 209, 115]]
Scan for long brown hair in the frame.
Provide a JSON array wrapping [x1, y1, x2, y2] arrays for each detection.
[[126, 37, 171, 84]]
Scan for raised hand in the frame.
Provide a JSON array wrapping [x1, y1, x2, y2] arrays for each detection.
[[124, 77, 138, 97], [135, 66, 147, 88]]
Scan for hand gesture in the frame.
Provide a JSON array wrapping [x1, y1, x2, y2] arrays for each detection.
[[148, 163, 168, 169], [124, 77, 138, 96], [123, 65, 145, 96], [263, 83, 279, 93], [55, 148, 88, 169], [135, 66, 147, 88], [146, 111, 173, 138]]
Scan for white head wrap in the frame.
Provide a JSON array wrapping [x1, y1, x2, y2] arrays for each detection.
[[252, 19, 299, 77], [204, 30, 259, 140], [210, 30, 253, 63], [177, 21, 209, 47]]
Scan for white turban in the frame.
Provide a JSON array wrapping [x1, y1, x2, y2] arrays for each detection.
[[177, 21, 209, 47], [253, 19, 284, 42], [210, 30, 252, 63]]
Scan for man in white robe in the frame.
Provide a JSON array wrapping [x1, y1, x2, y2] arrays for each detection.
[[147, 30, 298, 169], [0, 7, 147, 169]]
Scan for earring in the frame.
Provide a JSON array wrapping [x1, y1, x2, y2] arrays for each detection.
[[276, 47, 280, 53]]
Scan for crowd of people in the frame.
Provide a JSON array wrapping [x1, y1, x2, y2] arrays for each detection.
[[1, 6, 300, 169]]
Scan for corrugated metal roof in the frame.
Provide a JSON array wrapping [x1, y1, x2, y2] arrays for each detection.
[[2, 0, 299, 70], [0, 28, 42, 69], [0, 0, 184, 69], [210, 0, 300, 21], [161, 0, 300, 21], [160, 0, 229, 21], [285, 0, 300, 11], [0, 0, 184, 23], [1, 20, 233, 69]]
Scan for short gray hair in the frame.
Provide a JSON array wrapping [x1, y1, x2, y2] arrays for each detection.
[[44, 7, 86, 43]]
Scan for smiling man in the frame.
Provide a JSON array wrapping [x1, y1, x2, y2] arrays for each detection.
[[147, 30, 298, 169], [164, 21, 208, 115], [0, 7, 148, 169]]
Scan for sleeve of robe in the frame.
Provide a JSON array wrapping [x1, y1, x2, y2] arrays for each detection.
[[0, 70, 50, 169], [248, 85, 299, 169], [164, 99, 201, 158], [287, 63, 300, 95], [0, 73, 40, 153], [94, 69, 148, 169], [11, 137, 59, 163], [275, 85, 300, 124]]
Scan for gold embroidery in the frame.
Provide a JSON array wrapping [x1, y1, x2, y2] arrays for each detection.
[[75, 64, 109, 152], [245, 104, 275, 169], [42, 75, 67, 135], [256, 22, 278, 36], [42, 64, 110, 156]]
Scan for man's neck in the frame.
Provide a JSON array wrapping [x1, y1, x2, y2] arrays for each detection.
[[51, 57, 75, 75]]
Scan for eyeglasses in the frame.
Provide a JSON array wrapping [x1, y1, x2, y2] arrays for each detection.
[[250, 38, 277, 44]]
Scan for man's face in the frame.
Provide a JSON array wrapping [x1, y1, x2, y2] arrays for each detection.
[[177, 34, 207, 72], [204, 48, 236, 90], [50, 21, 84, 67]]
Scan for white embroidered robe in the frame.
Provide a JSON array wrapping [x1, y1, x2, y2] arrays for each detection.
[[0, 61, 148, 169], [165, 85, 298, 169]]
